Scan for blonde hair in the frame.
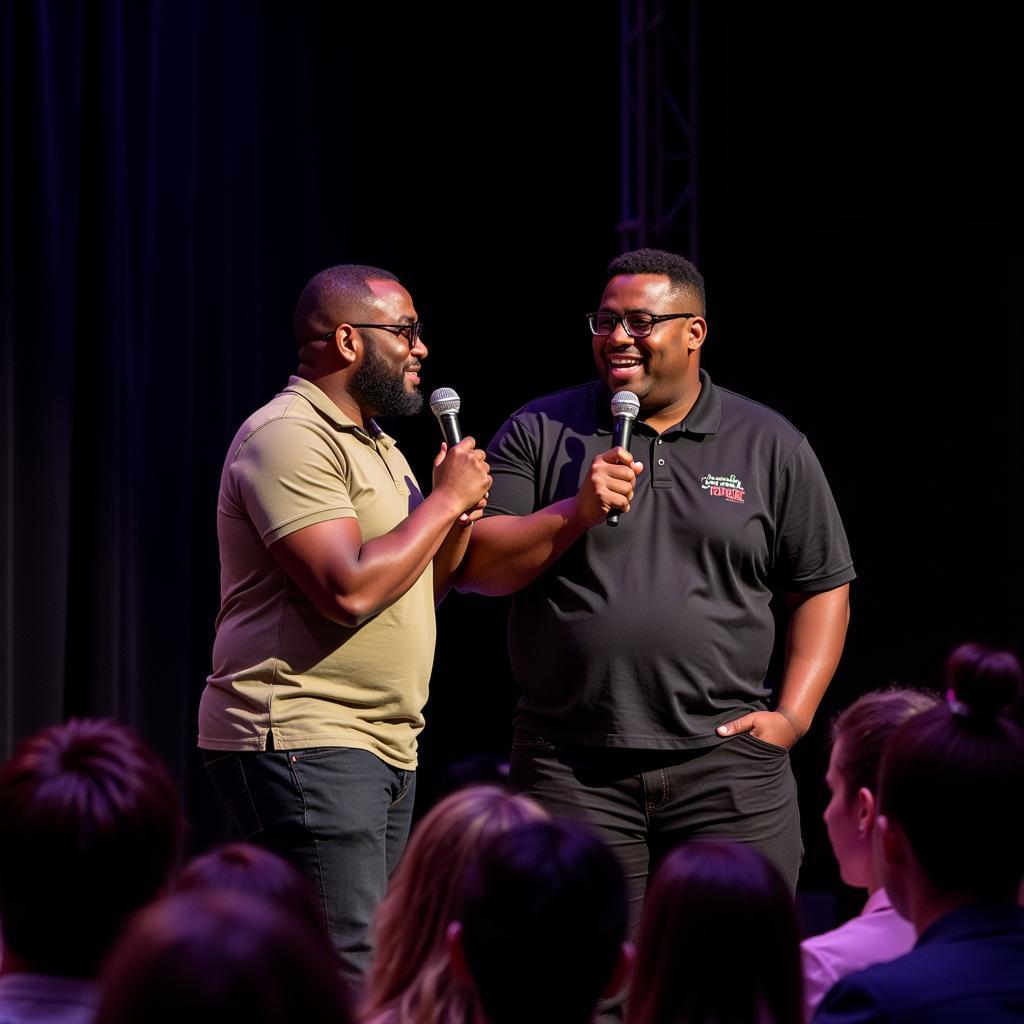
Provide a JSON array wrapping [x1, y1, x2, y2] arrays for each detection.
[[362, 785, 547, 1024]]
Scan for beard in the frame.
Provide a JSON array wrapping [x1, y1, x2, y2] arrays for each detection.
[[351, 336, 423, 418]]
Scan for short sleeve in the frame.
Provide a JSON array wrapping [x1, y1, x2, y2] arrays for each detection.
[[773, 438, 856, 592], [483, 414, 542, 518], [229, 416, 357, 545]]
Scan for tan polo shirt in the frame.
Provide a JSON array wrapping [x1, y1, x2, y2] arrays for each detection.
[[198, 376, 435, 769]]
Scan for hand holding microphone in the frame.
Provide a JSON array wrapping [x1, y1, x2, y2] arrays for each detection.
[[606, 391, 640, 527], [429, 388, 491, 523], [571, 391, 644, 529]]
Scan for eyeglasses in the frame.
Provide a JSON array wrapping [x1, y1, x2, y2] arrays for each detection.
[[587, 311, 696, 339], [320, 322, 424, 346]]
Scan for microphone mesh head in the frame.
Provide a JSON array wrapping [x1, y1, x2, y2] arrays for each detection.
[[610, 390, 640, 419], [429, 387, 461, 416]]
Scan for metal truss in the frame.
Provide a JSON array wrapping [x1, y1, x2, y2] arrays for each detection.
[[617, 0, 699, 260]]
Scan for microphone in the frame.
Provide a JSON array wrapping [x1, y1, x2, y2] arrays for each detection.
[[429, 387, 463, 446], [607, 390, 640, 527]]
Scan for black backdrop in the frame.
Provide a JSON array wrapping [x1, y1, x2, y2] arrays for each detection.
[[2, 1, 1021, 920]]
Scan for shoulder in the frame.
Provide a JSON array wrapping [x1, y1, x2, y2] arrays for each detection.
[[228, 391, 328, 459], [506, 380, 604, 429], [714, 382, 806, 447]]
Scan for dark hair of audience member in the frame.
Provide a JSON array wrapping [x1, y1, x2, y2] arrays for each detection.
[[627, 840, 803, 1024], [173, 841, 330, 946], [455, 819, 629, 1024], [830, 687, 940, 801], [94, 889, 352, 1024], [363, 784, 547, 1024], [879, 645, 1024, 899], [0, 717, 184, 977], [944, 641, 1023, 727]]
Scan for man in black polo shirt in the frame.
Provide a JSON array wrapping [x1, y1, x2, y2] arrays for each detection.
[[457, 248, 853, 908]]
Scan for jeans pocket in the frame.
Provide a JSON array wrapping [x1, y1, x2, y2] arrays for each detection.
[[511, 728, 556, 751], [738, 731, 790, 756], [204, 753, 264, 838]]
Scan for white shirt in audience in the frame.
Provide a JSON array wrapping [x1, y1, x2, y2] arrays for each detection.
[[800, 887, 916, 1018]]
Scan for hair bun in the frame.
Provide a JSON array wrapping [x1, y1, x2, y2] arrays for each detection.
[[946, 643, 1022, 720]]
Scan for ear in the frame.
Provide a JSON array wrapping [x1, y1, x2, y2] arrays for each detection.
[[602, 941, 636, 999], [446, 921, 473, 984], [856, 786, 877, 839], [330, 324, 360, 368], [877, 813, 907, 867], [686, 316, 708, 351]]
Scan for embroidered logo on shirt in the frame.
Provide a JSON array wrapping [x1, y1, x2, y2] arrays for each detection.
[[701, 473, 746, 503]]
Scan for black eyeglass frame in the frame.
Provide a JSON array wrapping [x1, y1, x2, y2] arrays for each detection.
[[587, 311, 697, 338], [320, 322, 424, 346]]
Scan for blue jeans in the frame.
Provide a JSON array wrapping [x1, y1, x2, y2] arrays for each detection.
[[201, 746, 416, 980]]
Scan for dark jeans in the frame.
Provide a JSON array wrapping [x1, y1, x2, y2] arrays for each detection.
[[202, 745, 416, 980], [509, 730, 803, 931]]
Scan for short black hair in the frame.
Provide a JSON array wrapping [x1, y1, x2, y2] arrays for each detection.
[[457, 819, 627, 1024], [0, 718, 184, 976], [293, 264, 399, 344], [607, 248, 706, 312]]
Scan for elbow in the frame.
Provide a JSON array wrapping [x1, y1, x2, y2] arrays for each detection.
[[318, 592, 374, 629]]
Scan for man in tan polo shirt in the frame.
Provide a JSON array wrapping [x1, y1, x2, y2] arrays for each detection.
[[198, 264, 491, 981]]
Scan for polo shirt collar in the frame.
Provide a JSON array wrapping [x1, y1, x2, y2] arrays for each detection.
[[283, 375, 395, 450], [592, 368, 722, 437]]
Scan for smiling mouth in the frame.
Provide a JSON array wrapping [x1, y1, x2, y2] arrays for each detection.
[[606, 355, 644, 376]]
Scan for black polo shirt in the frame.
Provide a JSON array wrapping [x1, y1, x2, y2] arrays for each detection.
[[483, 369, 855, 748]]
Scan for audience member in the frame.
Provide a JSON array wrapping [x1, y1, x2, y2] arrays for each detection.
[[94, 889, 352, 1024], [447, 819, 632, 1024], [627, 840, 803, 1024], [362, 784, 547, 1024], [0, 718, 183, 1024], [801, 687, 938, 1015], [944, 641, 1022, 726], [173, 841, 331, 947], [814, 651, 1024, 1021]]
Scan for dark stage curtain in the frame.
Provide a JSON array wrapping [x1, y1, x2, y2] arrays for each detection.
[[0, 0, 368, 841]]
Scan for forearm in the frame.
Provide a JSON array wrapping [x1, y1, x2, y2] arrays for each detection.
[[433, 520, 473, 604], [456, 499, 588, 596], [348, 493, 467, 619], [776, 584, 851, 735]]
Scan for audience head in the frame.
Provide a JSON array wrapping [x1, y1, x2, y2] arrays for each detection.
[[449, 818, 630, 1024], [434, 753, 510, 799], [878, 644, 1024, 915], [173, 841, 329, 945], [944, 641, 1022, 726], [94, 889, 352, 1024], [824, 687, 939, 888], [628, 840, 803, 1024], [0, 717, 184, 977], [364, 784, 547, 1023]]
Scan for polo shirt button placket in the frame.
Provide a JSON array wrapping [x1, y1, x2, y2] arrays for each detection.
[[651, 436, 672, 489]]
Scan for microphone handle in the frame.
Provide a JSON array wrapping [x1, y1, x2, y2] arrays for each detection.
[[439, 412, 463, 446], [606, 417, 635, 527]]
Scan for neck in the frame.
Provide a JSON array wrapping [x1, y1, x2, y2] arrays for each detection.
[[295, 366, 370, 430], [641, 373, 702, 434]]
